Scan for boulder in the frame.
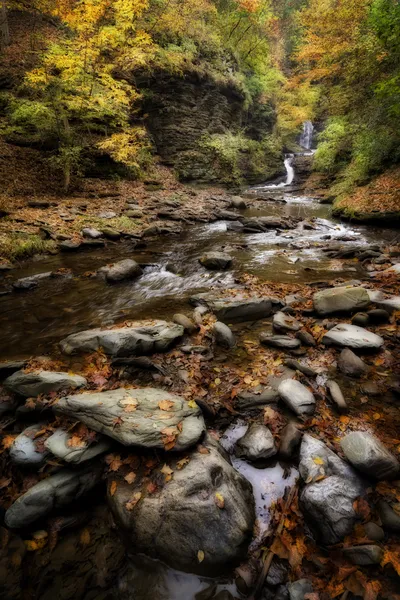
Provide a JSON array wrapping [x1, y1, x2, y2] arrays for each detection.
[[5, 464, 103, 529], [338, 348, 368, 377], [326, 380, 348, 413], [313, 287, 370, 315], [101, 259, 143, 283], [191, 294, 278, 322], [296, 331, 316, 347], [260, 335, 301, 351], [343, 545, 383, 566], [9, 424, 50, 468], [173, 313, 197, 334], [377, 500, 400, 532], [81, 227, 103, 239], [107, 439, 254, 575], [55, 387, 205, 450], [235, 423, 277, 461], [230, 197, 247, 209], [278, 380, 315, 416], [213, 321, 235, 349], [273, 312, 301, 333], [322, 324, 384, 350], [340, 431, 400, 480], [60, 321, 184, 356], [279, 423, 302, 459], [363, 522, 385, 541], [235, 388, 279, 410], [3, 370, 87, 398], [352, 313, 369, 327], [45, 429, 111, 464], [199, 252, 232, 270]]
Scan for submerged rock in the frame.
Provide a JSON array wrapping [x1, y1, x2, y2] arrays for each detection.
[[107, 439, 254, 575], [235, 423, 277, 461], [5, 464, 103, 528], [199, 252, 232, 270], [278, 380, 315, 416], [322, 324, 384, 350], [313, 286, 370, 315], [45, 429, 111, 464], [102, 259, 143, 283], [60, 321, 184, 356], [55, 387, 205, 450], [341, 431, 400, 480], [3, 370, 87, 398]]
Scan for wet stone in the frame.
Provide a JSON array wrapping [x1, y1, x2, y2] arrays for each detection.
[[0, 360, 27, 379], [235, 423, 277, 461], [295, 331, 316, 347], [283, 359, 317, 377], [3, 370, 87, 398], [230, 196, 247, 209], [338, 348, 368, 377], [322, 324, 384, 350], [313, 286, 370, 316], [199, 252, 232, 270], [343, 545, 383, 566], [101, 228, 121, 240], [367, 308, 390, 323], [173, 313, 197, 334], [101, 259, 143, 283], [55, 387, 205, 450], [214, 321, 235, 349], [278, 379, 316, 416], [377, 500, 400, 532], [191, 294, 276, 323], [352, 312, 370, 327], [59, 240, 81, 252], [341, 431, 400, 480]]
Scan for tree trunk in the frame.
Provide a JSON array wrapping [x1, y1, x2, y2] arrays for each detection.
[[0, 0, 10, 49]]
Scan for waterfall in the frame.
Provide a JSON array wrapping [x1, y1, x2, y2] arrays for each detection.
[[299, 120, 314, 150], [283, 154, 294, 185]]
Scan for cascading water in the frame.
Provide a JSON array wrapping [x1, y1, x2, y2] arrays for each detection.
[[283, 154, 294, 185], [299, 120, 314, 150]]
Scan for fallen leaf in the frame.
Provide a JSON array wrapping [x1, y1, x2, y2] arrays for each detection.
[[160, 464, 174, 482], [197, 550, 205, 563], [313, 457, 324, 465], [176, 457, 190, 470], [110, 481, 117, 496], [80, 528, 91, 545], [188, 399, 198, 409], [124, 472, 136, 484], [215, 492, 225, 509], [146, 482, 157, 494], [126, 492, 142, 511], [158, 400, 174, 411]]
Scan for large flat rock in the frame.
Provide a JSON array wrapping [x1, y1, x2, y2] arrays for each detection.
[[190, 293, 280, 322], [107, 438, 254, 575], [341, 431, 400, 480], [60, 321, 184, 356], [5, 464, 103, 528], [313, 287, 370, 316], [3, 370, 87, 398], [322, 324, 384, 350], [55, 388, 205, 450]]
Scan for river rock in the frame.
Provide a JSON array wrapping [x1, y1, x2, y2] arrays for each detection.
[[214, 321, 235, 349], [199, 252, 232, 270], [230, 196, 247, 209], [191, 293, 279, 322], [235, 388, 279, 410], [367, 308, 390, 323], [55, 387, 205, 450], [235, 423, 276, 461], [340, 431, 400, 480], [326, 380, 348, 413], [102, 259, 143, 283], [273, 312, 301, 333], [45, 429, 111, 464], [313, 287, 370, 316], [59, 240, 81, 252], [343, 545, 383, 565], [283, 359, 317, 377], [299, 436, 364, 544], [4, 464, 103, 529], [375, 295, 400, 314], [9, 424, 50, 468], [107, 438, 254, 575], [81, 227, 103, 239], [377, 500, 400, 532], [260, 334, 301, 351], [60, 320, 184, 356], [279, 423, 302, 459], [338, 348, 368, 377], [363, 522, 385, 541], [278, 380, 315, 416], [288, 579, 313, 600], [173, 313, 197, 334], [0, 360, 27, 379], [322, 324, 384, 350], [352, 313, 370, 327], [3, 370, 87, 398], [296, 331, 316, 347], [101, 227, 121, 240]]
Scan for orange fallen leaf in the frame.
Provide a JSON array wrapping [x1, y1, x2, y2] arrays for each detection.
[[124, 472, 136, 484], [158, 400, 174, 411], [80, 528, 91, 545], [110, 481, 117, 496], [126, 492, 142, 511]]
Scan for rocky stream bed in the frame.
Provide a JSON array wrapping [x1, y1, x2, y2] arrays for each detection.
[[0, 179, 400, 600]]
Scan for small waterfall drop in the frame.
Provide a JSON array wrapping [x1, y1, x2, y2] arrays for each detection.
[[283, 154, 294, 185], [299, 120, 314, 150]]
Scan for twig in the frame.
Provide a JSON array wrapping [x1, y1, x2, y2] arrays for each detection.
[[247, 483, 297, 600]]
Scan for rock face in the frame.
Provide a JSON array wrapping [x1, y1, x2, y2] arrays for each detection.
[[60, 321, 184, 356], [338, 348, 368, 377], [313, 287, 370, 315], [9, 424, 50, 468], [341, 431, 400, 480], [214, 321, 236, 349], [45, 429, 111, 464], [299, 435, 364, 544], [278, 380, 316, 416], [235, 423, 276, 461], [56, 388, 205, 450], [102, 259, 143, 283], [3, 370, 87, 398], [199, 252, 232, 270], [5, 464, 103, 528], [107, 439, 255, 575], [191, 293, 278, 322], [322, 324, 384, 350]]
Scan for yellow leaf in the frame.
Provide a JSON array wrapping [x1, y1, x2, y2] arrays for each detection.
[[243, 375, 252, 384], [313, 457, 324, 465], [373, 413, 381, 420], [80, 528, 91, 546], [176, 457, 190, 470], [188, 400, 198, 409], [215, 493, 225, 509], [160, 464, 174, 482], [197, 550, 205, 563], [214, 378, 221, 385]]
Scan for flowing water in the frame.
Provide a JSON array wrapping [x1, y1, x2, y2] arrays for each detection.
[[1, 156, 399, 599]]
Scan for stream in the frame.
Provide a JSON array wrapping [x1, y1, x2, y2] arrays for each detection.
[[1, 155, 399, 600]]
